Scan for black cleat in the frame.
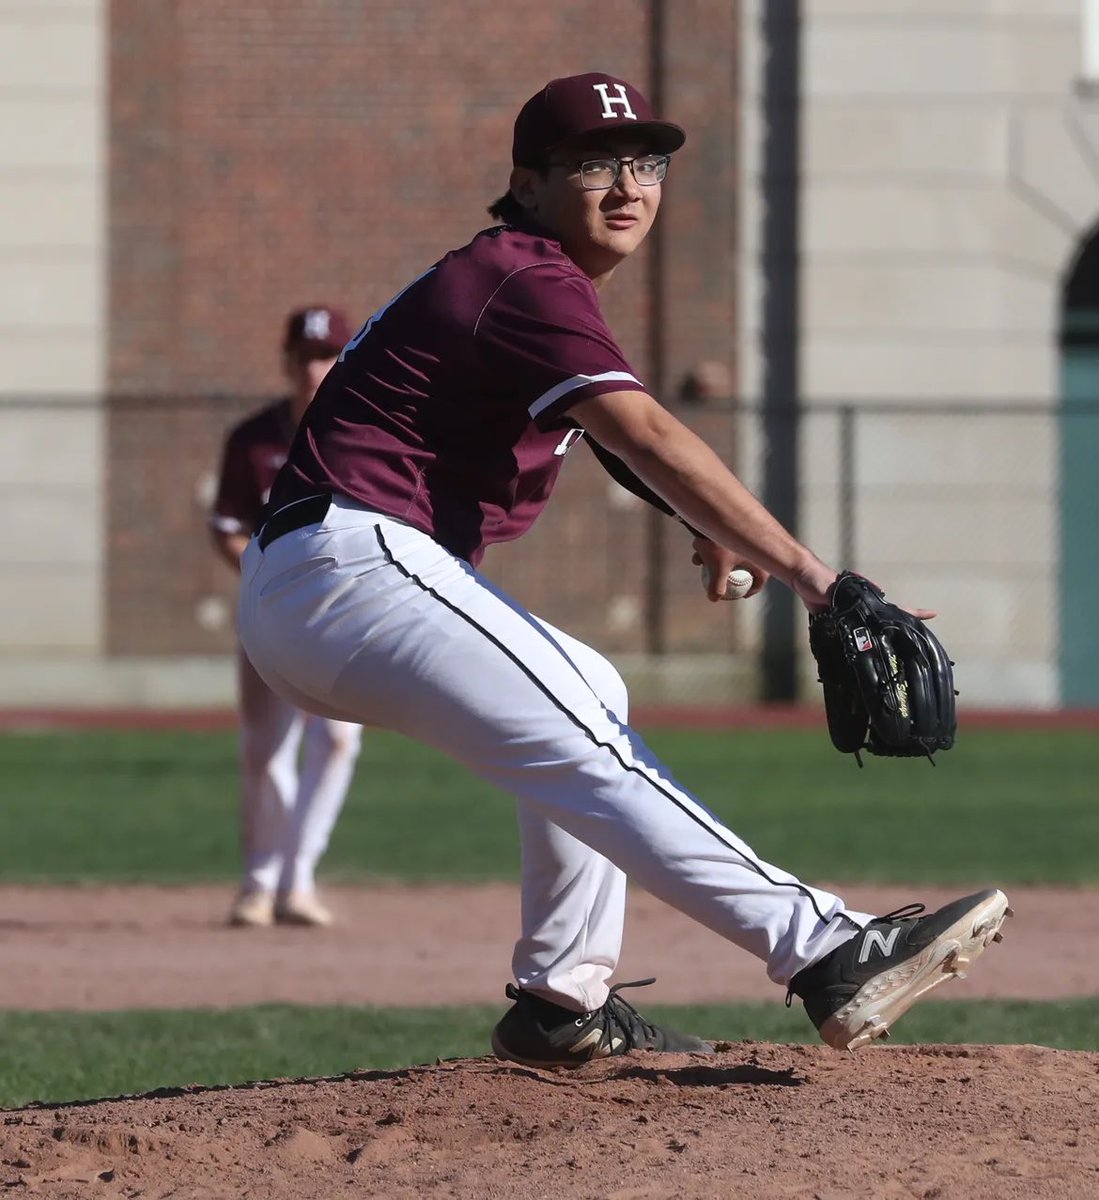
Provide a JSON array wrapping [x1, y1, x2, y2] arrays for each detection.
[[787, 888, 1012, 1051], [491, 977, 713, 1067]]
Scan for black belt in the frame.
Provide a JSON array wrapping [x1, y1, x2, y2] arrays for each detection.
[[257, 494, 331, 550]]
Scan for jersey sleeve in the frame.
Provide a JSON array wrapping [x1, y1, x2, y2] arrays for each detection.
[[473, 262, 647, 428], [210, 425, 262, 535]]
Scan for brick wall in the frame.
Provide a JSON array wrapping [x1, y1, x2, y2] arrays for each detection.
[[105, 0, 740, 655]]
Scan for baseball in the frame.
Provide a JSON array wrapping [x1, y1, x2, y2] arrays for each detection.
[[701, 566, 754, 600]]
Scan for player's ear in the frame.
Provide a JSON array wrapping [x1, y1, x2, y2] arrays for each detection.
[[509, 167, 540, 212]]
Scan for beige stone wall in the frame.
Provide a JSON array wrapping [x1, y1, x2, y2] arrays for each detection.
[[739, 0, 1098, 705], [0, 0, 105, 655]]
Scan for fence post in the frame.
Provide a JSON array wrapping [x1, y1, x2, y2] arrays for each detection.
[[759, 0, 801, 702], [644, 506, 667, 656], [839, 404, 856, 568]]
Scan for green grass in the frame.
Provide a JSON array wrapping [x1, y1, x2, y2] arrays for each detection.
[[1, 726, 1096, 885], [1, 999, 1095, 1110], [659, 726, 1099, 885], [2, 727, 1090, 1112]]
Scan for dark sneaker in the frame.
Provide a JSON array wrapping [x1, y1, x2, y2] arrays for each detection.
[[787, 888, 1012, 1051], [491, 977, 713, 1067]]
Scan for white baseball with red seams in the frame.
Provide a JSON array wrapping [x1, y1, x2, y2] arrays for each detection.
[[701, 566, 754, 599]]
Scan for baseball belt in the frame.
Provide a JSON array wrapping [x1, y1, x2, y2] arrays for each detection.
[[257, 493, 331, 550]]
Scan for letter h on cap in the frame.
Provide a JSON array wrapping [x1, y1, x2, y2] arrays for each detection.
[[592, 82, 638, 121]]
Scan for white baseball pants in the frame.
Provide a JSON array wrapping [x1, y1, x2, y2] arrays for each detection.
[[237, 647, 361, 896], [238, 495, 870, 1011]]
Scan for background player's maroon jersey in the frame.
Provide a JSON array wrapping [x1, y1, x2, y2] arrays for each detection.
[[270, 222, 648, 565], [211, 399, 297, 536]]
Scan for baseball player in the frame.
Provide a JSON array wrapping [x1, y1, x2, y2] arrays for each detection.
[[237, 75, 1009, 1061], [211, 306, 363, 928]]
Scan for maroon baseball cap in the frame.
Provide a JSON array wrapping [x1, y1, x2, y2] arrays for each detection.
[[512, 72, 686, 167], [282, 305, 353, 358]]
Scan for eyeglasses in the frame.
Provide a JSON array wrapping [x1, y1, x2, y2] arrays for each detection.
[[551, 154, 670, 191]]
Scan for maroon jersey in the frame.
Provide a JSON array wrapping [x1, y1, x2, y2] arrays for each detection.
[[270, 223, 647, 565], [211, 399, 297, 536]]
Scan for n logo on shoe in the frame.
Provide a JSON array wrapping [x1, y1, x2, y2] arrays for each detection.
[[857, 927, 901, 964], [569, 1024, 624, 1057]]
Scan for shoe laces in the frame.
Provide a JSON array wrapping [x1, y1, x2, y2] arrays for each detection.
[[593, 977, 661, 1053], [875, 902, 925, 922], [784, 902, 928, 1007], [506, 978, 663, 1055]]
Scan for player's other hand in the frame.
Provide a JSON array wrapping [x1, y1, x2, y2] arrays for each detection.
[[690, 537, 768, 601]]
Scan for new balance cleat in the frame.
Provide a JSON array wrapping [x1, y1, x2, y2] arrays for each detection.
[[491, 977, 713, 1067], [787, 888, 1012, 1051]]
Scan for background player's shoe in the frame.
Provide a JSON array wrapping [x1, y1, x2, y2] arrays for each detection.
[[491, 978, 713, 1067], [274, 890, 334, 927], [228, 888, 275, 928], [787, 888, 1011, 1051]]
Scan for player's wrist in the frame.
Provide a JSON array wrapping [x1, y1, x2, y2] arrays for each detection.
[[788, 554, 839, 609]]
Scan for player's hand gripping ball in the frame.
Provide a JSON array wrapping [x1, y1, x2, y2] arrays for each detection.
[[701, 566, 754, 600]]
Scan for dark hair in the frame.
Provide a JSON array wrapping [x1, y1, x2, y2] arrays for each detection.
[[487, 191, 526, 223], [487, 160, 552, 224]]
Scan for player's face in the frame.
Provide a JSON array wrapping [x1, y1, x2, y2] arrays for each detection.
[[285, 352, 338, 403], [517, 139, 663, 281]]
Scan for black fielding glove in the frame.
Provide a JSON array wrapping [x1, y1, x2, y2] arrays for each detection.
[[808, 571, 958, 766]]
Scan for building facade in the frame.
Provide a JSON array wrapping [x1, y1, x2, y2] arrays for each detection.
[[2, 0, 1095, 705], [738, 0, 1099, 705]]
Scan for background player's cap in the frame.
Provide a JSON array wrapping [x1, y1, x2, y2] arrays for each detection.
[[282, 306, 353, 358], [511, 72, 686, 167]]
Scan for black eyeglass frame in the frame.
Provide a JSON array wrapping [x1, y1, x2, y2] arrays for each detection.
[[547, 153, 671, 191]]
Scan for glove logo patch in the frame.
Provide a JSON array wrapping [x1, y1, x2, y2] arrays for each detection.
[[853, 627, 873, 652]]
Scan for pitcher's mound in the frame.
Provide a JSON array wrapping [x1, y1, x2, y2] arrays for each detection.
[[3, 1042, 1096, 1198]]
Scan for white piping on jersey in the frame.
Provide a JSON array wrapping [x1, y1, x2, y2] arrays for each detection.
[[339, 266, 438, 361], [529, 371, 641, 420], [472, 261, 548, 337]]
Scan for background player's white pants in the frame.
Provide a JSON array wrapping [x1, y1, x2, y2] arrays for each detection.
[[239, 497, 871, 1012], [237, 647, 362, 896]]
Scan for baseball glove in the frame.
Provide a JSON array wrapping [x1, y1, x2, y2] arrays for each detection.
[[808, 571, 957, 766]]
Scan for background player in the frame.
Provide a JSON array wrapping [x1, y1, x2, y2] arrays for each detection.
[[210, 306, 363, 928], [237, 75, 1009, 1060]]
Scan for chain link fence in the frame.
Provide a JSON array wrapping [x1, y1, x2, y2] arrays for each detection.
[[2, 394, 1096, 705]]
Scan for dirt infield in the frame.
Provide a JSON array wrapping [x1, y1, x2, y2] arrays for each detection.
[[3, 882, 1097, 1197], [0, 882, 1094, 1010], [4, 1044, 1097, 1198]]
